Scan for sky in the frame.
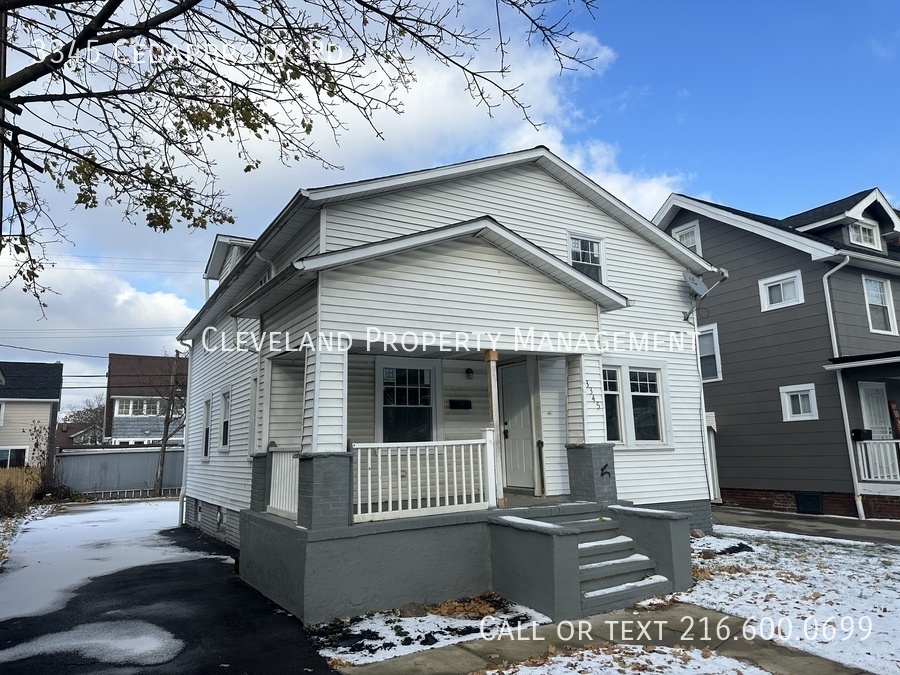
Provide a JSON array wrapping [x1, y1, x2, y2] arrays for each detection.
[[2, 0, 900, 409]]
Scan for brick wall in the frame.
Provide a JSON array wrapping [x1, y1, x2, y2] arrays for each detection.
[[862, 495, 900, 519], [721, 487, 900, 520]]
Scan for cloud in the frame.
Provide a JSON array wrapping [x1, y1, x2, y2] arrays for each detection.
[[0, 256, 196, 408], [871, 31, 900, 60]]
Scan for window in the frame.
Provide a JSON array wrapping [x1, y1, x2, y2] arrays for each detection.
[[779, 384, 819, 422], [602, 369, 622, 442], [629, 370, 662, 441], [850, 222, 880, 250], [381, 366, 433, 443], [0, 402, 4, 426], [220, 391, 231, 448], [758, 270, 804, 311], [863, 275, 897, 335], [0, 447, 26, 468], [697, 324, 722, 382], [114, 398, 163, 416], [569, 235, 603, 283], [672, 220, 701, 255], [202, 400, 211, 458], [248, 377, 258, 455], [601, 365, 667, 445]]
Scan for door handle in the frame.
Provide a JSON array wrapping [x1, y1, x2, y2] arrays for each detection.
[[503, 429, 509, 439]]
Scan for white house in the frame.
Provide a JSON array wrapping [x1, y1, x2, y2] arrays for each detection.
[[178, 147, 719, 623]]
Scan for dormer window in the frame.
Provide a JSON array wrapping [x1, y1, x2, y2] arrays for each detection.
[[849, 222, 880, 250], [569, 235, 604, 283]]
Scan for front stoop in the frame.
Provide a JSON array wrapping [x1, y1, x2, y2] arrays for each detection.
[[540, 514, 673, 617]]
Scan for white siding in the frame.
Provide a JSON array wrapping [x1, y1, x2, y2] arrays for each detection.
[[273, 213, 320, 270], [184, 315, 261, 512], [538, 357, 568, 496], [319, 238, 600, 347], [347, 356, 376, 444], [315, 349, 347, 452], [565, 355, 585, 444], [268, 359, 305, 448]]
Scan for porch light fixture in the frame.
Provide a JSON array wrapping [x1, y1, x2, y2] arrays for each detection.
[[466, 368, 475, 380]]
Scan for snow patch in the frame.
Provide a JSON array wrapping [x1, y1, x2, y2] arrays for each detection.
[[0, 620, 183, 666]]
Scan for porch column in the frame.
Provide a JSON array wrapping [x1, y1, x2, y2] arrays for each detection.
[[486, 349, 505, 507]]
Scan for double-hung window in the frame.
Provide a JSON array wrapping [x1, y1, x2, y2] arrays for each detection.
[[202, 400, 212, 458], [220, 391, 231, 448], [863, 275, 897, 335], [602, 365, 667, 445], [758, 270, 804, 311], [697, 324, 722, 382], [569, 236, 603, 283]]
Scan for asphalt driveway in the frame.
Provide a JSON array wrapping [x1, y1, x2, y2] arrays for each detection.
[[0, 501, 335, 674]]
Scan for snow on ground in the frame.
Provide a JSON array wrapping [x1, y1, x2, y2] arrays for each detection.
[[493, 642, 771, 675], [658, 524, 900, 675], [0, 619, 183, 666], [0, 500, 231, 621], [0, 503, 55, 568], [311, 594, 551, 665]]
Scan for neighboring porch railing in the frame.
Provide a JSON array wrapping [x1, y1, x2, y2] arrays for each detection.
[[267, 447, 299, 518], [351, 431, 496, 523], [856, 440, 900, 482]]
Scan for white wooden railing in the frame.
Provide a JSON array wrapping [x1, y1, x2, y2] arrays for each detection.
[[267, 447, 299, 518], [351, 430, 496, 523], [856, 440, 900, 482]]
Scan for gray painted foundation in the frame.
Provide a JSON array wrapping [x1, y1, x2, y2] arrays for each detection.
[[642, 498, 712, 533], [566, 443, 617, 503]]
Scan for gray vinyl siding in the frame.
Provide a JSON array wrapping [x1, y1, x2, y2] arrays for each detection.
[[667, 212, 852, 493], [829, 267, 900, 356]]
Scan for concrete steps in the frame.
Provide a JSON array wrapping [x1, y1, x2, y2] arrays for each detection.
[[535, 514, 672, 617]]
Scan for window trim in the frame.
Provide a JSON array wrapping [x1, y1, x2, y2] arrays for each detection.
[[779, 383, 819, 422], [113, 396, 164, 417], [849, 220, 881, 251], [219, 388, 231, 451], [697, 323, 723, 383], [672, 219, 702, 256], [600, 359, 672, 449], [567, 232, 606, 285], [0, 401, 4, 427], [374, 356, 443, 443], [862, 274, 898, 336], [758, 270, 804, 312]]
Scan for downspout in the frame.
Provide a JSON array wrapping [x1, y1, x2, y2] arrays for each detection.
[[177, 339, 192, 526], [823, 256, 865, 519], [692, 308, 716, 504]]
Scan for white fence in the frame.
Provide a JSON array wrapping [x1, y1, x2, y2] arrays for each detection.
[[351, 432, 496, 523], [856, 440, 900, 482], [267, 448, 300, 518]]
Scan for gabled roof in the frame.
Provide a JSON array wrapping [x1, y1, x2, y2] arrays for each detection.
[[203, 234, 255, 281], [224, 217, 629, 324], [0, 361, 63, 400], [654, 191, 900, 269], [181, 147, 717, 341]]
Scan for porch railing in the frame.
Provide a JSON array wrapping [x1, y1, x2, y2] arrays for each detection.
[[856, 440, 900, 482], [351, 430, 496, 523], [267, 447, 299, 518]]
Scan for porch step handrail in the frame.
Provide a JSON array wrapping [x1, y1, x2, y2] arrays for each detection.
[[856, 440, 900, 482], [351, 429, 496, 523]]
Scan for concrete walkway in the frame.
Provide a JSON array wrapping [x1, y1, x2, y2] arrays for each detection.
[[341, 603, 870, 675], [712, 505, 900, 546]]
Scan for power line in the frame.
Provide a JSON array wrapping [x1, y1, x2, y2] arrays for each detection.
[[0, 342, 107, 358]]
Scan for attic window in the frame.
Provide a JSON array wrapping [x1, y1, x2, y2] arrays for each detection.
[[849, 222, 880, 250], [569, 235, 603, 283], [672, 220, 701, 255]]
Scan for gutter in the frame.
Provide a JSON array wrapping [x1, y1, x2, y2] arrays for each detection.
[[177, 340, 192, 526], [822, 255, 866, 520]]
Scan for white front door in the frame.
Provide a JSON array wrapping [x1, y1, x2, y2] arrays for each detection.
[[501, 363, 534, 488], [860, 381, 892, 440]]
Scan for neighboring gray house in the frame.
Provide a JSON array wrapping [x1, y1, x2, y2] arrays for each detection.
[[178, 147, 720, 623], [655, 188, 900, 520]]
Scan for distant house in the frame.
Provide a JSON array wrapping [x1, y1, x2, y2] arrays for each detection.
[[178, 147, 718, 623], [0, 361, 63, 467], [56, 422, 104, 450], [105, 353, 188, 446], [655, 188, 900, 520]]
